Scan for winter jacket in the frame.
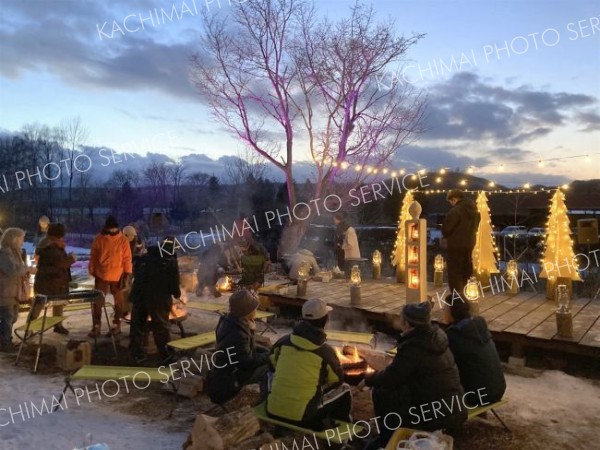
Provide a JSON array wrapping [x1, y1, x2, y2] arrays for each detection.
[[129, 246, 180, 310], [214, 314, 268, 372], [0, 247, 29, 307], [442, 199, 480, 249], [288, 249, 320, 281], [267, 321, 344, 422], [342, 227, 361, 259], [366, 325, 467, 430], [447, 316, 506, 405], [89, 228, 132, 282], [34, 237, 75, 295]]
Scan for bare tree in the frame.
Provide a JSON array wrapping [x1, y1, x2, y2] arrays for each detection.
[[225, 147, 268, 184], [191, 0, 425, 253], [59, 116, 89, 205]]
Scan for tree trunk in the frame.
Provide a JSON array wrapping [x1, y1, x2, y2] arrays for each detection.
[[278, 219, 312, 257]]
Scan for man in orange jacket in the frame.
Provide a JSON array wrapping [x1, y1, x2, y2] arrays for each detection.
[[88, 216, 132, 337]]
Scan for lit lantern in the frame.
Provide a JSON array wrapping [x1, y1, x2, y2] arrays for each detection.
[[434, 255, 444, 272], [434, 254, 444, 287], [410, 226, 419, 241], [350, 265, 362, 305], [297, 261, 310, 297], [555, 283, 573, 337], [408, 269, 419, 289], [506, 259, 519, 293], [555, 284, 571, 313], [465, 277, 480, 301], [372, 250, 382, 280], [408, 246, 418, 265]]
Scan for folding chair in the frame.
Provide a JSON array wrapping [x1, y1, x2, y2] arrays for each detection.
[[238, 254, 266, 288], [15, 291, 117, 373]]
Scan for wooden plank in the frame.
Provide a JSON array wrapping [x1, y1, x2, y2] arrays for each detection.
[[579, 312, 600, 348], [526, 297, 591, 340], [505, 298, 558, 335], [480, 292, 537, 323], [488, 295, 549, 332]]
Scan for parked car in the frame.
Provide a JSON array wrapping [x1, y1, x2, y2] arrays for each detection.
[[527, 227, 546, 237], [500, 226, 528, 238]]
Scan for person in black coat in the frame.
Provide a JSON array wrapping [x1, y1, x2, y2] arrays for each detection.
[[32, 223, 77, 334], [363, 301, 467, 443], [129, 238, 180, 363], [206, 289, 270, 404], [442, 190, 480, 296], [446, 295, 506, 406]]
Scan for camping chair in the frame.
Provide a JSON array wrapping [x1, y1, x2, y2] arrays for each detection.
[[15, 290, 117, 373], [238, 254, 266, 288]]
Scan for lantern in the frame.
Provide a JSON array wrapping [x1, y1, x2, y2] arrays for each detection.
[[297, 261, 310, 297], [372, 250, 382, 280], [351, 265, 361, 286], [555, 284, 573, 337], [350, 265, 362, 305], [555, 284, 571, 313], [408, 269, 419, 289], [506, 259, 519, 294], [434, 254, 444, 287], [434, 255, 444, 272], [410, 226, 419, 241], [465, 277, 480, 301]]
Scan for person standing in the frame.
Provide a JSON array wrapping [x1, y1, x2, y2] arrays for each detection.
[[0, 228, 36, 352], [442, 190, 480, 297], [122, 225, 146, 316], [32, 223, 77, 335], [88, 216, 132, 337], [333, 213, 360, 275], [129, 238, 180, 363]]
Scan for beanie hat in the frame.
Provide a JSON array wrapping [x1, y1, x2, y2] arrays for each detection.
[[446, 189, 464, 201], [123, 225, 137, 239], [47, 223, 66, 238], [402, 301, 432, 326], [229, 289, 259, 318], [302, 298, 333, 320], [105, 216, 119, 229]]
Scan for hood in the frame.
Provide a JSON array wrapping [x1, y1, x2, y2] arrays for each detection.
[[217, 314, 251, 338], [291, 320, 327, 349], [450, 316, 491, 345], [457, 198, 478, 221], [399, 324, 449, 356], [101, 228, 121, 236]]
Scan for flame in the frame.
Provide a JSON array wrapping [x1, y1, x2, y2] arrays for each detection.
[[334, 346, 361, 364], [216, 276, 232, 292]]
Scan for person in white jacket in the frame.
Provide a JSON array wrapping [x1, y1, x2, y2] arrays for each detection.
[[288, 249, 321, 282], [333, 213, 360, 273]]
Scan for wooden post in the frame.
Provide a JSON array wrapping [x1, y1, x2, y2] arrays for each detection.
[[350, 285, 362, 306], [296, 280, 307, 297], [433, 270, 443, 287], [555, 311, 573, 338]]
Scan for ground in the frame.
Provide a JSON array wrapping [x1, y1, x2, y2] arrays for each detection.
[[2, 286, 600, 450]]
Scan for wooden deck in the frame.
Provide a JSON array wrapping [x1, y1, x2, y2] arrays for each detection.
[[259, 279, 600, 358]]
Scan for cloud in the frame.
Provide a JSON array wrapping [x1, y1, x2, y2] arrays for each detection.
[[576, 111, 600, 132]]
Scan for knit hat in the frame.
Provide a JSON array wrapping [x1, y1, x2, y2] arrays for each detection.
[[123, 225, 137, 239], [47, 223, 66, 238], [302, 298, 333, 320], [446, 189, 464, 201], [402, 301, 432, 326], [105, 216, 119, 229], [229, 289, 259, 318]]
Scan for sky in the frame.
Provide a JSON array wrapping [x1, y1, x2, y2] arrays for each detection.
[[0, 0, 599, 186]]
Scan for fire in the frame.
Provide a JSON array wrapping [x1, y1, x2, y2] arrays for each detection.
[[335, 346, 361, 364], [216, 276, 232, 292]]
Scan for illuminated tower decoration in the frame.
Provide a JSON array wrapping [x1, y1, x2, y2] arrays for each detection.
[[405, 201, 427, 303], [539, 189, 581, 300], [392, 190, 415, 283], [472, 191, 499, 288]]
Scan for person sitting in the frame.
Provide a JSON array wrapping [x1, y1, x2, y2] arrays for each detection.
[[32, 223, 77, 335], [238, 237, 270, 288], [363, 301, 467, 443], [196, 244, 228, 297], [267, 298, 351, 430], [206, 289, 270, 404], [445, 295, 506, 406], [287, 248, 320, 282], [129, 238, 181, 364]]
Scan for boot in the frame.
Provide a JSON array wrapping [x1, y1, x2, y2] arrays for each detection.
[[53, 324, 69, 335], [88, 325, 101, 338], [106, 324, 121, 337]]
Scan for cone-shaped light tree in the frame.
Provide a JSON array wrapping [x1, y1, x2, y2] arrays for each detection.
[[472, 191, 499, 285], [391, 190, 414, 283], [539, 189, 581, 300]]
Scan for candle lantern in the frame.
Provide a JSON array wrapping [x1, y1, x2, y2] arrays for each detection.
[[297, 261, 310, 297], [555, 284, 573, 337], [405, 201, 427, 303], [350, 265, 362, 305], [372, 250, 382, 280], [434, 254, 444, 287], [506, 260, 519, 294], [464, 276, 480, 315]]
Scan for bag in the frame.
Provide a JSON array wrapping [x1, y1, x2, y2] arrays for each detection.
[[206, 367, 241, 404]]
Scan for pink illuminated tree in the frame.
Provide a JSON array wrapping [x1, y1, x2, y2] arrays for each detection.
[[190, 0, 425, 253]]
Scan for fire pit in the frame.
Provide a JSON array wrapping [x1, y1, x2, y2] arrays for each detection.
[[216, 275, 233, 293], [335, 345, 374, 385]]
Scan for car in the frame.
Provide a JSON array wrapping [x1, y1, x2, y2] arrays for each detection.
[[527, 227, 546, 237], [500, 226, 528, 238]]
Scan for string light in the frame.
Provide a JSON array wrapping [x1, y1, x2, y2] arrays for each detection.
[[460, 179, 467, 186], [467, 166, 474, 174], [436, 177, 442, 183], [439, 168, 447, 174], [523, 183, 531, 189], [538, 160, 544, 167], [488, 181, 495, 187]]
